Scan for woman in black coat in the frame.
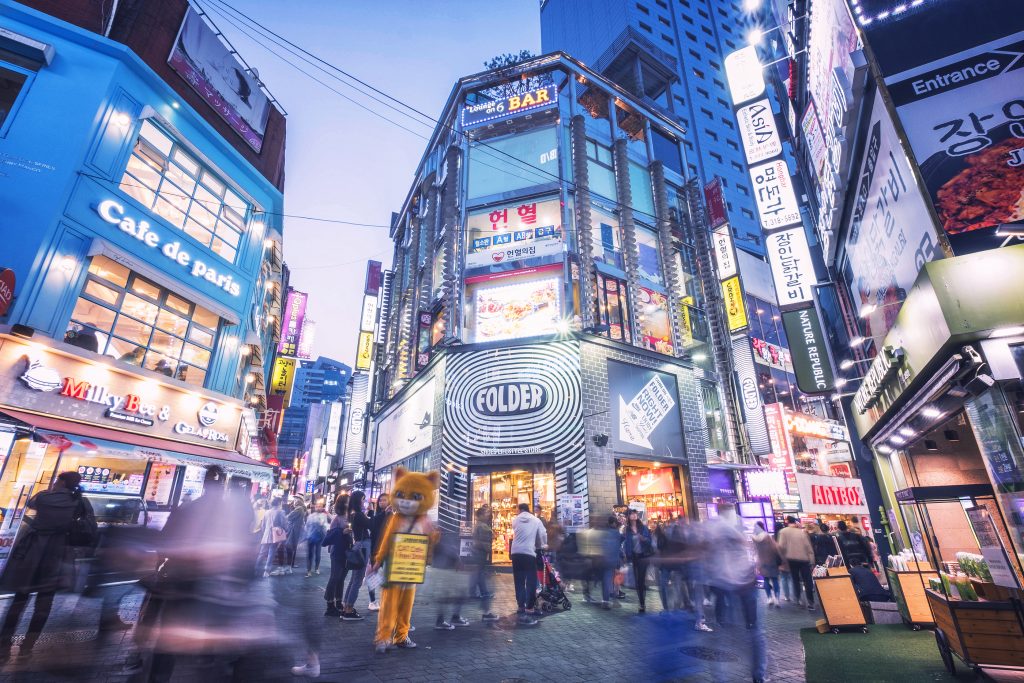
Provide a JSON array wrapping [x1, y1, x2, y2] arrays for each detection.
[[0, 471, 95, 658]]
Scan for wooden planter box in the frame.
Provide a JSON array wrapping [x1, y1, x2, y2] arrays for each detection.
[[926, 589, 1024, 672]]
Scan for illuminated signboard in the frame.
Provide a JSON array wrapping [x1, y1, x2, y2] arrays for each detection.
[[744, 469, 789, 498], [784, 407, 849, 441], [360, 295, 378, 333], [712, 225, 737, 279], [766, 228, 815, 309], [296, 318, 316, 360], [724, 46, 765, 105], [465, 198, 563, 268], [751, 337, 793, 372], [737, 99, 782, 164], [270, 357, 296, 398], [473, 275, 561, 343], [278, 290, 307, 355], [781, 308, 836, 394], [721, 276, 748, 332], [750, 160, 801, 231], [461, 85, 558, 129], [763, 402, 794, 471], [355, 331, 374, 371]]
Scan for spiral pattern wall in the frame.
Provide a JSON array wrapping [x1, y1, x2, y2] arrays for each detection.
[[438, 340, 586, 531]]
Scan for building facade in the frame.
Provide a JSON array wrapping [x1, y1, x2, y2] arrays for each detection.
[[368, 53, 745, 547], [0, 0, 285, 560]]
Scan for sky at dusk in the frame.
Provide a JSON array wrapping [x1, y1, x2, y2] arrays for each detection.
[[204, 0, 541, 369]]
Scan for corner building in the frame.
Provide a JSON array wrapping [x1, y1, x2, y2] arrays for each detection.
[[369, 54, 745, 550], [0, 0, 284, 556]]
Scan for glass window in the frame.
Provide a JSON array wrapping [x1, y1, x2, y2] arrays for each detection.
[[64, 255, 218, 388], [0, 65, 28, 130], [467, 126, 558, 199], [591, 206, 623, 269], [585, 138, 617, 202], [595, 273, 632, 343], [120, 121, 257, 263], [651, 127, 683, 176], [635, 226, 663, 285], [628, 161, 655, 219]]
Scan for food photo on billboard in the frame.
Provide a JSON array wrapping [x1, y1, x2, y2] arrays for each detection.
[[636, 286, 673, 355], [467, 266, 562, 343]]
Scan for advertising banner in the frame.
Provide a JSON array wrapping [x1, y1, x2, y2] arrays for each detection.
[[270, 357, 296, 398], [885, 30, 1024, 254], [608, 361, 683, 458], [386, 533, 429, 584], [751, 337, 793, 373], [168, 8, 270, 152], [278, 290, 307, 356], [845, 93, 942, 348], [704, 178, 729, 228], [712, 225, 737, 279], [625, 467, 677, 496], [355, 331, 374, 371], [732, 335, 770, 455], [795, 473, 869, 514], [763, 402, 794, 471], [373, 377, 436, 470], [465, 198, 563, 268], [637, 286, 674, 355], [342, 373, 369, 471], [461, 85, 558, 129], [737, 99, 782, 164], [750, 160, 801, 231], [781, 308, 836, 393], [724, 46, 765, 105], [721, 276, 748, 332], [296, 319, 316, 360], [558, 493, 586, 533], [472, 274, 561, 343], [766, 228, 815, 309], [364, 260, 383, 296]]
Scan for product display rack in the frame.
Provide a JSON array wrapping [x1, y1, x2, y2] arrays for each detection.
[[814, 566, 869, 634], [886, 564, 938, 629]]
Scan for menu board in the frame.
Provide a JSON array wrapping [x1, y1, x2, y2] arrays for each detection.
[[473, 276, 560, 342], [387, 533, 429, 584]]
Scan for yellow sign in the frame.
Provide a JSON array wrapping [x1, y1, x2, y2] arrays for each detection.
[[355, 331, 374, 371], [679, 295, 694, 347], [270, 357, 296, 399], [721, 276, 748, 332], [387, 533, 429, 584]]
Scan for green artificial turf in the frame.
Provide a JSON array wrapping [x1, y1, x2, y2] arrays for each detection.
[[801, 625, 975, 682]]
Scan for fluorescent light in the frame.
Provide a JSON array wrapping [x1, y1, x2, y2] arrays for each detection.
[[899, 427, 915, 437], [849, 336, 866, 347], [692, 352, 708, 362], [859, 304, 877, 318], [840, 359, 854, 370], [876, 445, 893, 454], [921, 406, 941, 418], [991, 326, 1024, 339]]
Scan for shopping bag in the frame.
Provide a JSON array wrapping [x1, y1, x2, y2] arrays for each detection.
[[271, 526, 287, 544]]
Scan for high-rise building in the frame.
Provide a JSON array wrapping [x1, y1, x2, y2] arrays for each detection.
[[541, 0, 767, 255], [276, 356, 351, 470], [291, 357, 351, 407]]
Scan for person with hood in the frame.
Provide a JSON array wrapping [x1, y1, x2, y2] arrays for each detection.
[[281, 498, 307, 574], [836, 520, 872, 568], [510, 503, 547, 625], [777, 516, 815, 610], [622, 508, 654, 613], [751, 521, 783, 607], [0, 471, 95, 659]]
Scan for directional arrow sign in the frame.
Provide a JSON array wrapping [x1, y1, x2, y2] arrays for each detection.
[[618, 374, 676, 450]]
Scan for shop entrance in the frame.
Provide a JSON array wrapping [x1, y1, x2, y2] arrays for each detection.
[[470, 467, 555, 564], [616, 459, 689, 523]]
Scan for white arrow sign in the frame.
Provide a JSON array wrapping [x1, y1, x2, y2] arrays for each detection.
[[618, 374, 676, 450]]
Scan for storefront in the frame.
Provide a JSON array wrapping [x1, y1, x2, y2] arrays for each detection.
[[0, 330, 271, 569], [470, 466, 555, 564], [616, 460, 689, 523]]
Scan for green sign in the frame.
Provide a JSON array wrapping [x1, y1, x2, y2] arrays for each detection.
[[782, 308, 835, 394]]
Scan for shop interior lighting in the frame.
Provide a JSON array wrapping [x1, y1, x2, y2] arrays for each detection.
[[876, 444, 893, 454], [899, 426, 915, 437], [889, 435, 906, 445], [990, 326, 1024, 339]]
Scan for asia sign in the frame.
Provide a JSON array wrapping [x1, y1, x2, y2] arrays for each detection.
[[278, 290, 307, 356], [461, 85, 558, 129], [355, 331, 374, 371], [721, 276, 748, 332], [168, 8, 270, 152], [885, 30, 1024, 254], [750, 160, 801, 231], [781, 308, 835, 393], [766, 228, 815, 309], [465, 198, 563, 268], [795, 473, 869, 514], [737, 99, 782, 164]]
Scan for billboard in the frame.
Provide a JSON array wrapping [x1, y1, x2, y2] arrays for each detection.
[[608, 361, 684, 458], [355, 331, 374, 371], [461, 85, 558, 129], [278, 290, 307, 356], [296, 319, 316, 360], [465, 198, 563, 268], [721, 276, 748, 332], [844, 92, 942, 348], [703, 177, 729, 228], [781, 308, 835, 394], [472, 274, 561, 343], [270, 357, 296, 399], [732, 335, 770, 455], [763, 402, 794, 471], [359, 295, 378, 333], [364, 260, 383, 296], [750, 160, 801, 230], [373, 377, 436, 470], [342, 373, 369, 471], [766, 228, 815, 309], [885, 29, 1024, 254], [168, 8, 270, 152], [712, 224, 737, 279], [737, 99, 782, 165]]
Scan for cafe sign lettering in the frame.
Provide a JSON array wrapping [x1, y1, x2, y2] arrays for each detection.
[[852, 345, 906, 415]]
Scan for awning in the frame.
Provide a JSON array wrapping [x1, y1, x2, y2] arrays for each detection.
[[0, 408, 272, 482]]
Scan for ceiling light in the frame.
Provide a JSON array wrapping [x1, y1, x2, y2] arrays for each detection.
[[834, 378, 848, 388], [876, 445, 893, 454], [890, 435, 906, 445], [921, 406, 941, 418], [899, 427, 915, 437], [850, 336, 866, 347], [991, 326, 1024, 339]]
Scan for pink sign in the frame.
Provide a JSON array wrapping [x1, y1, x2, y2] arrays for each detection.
[[278, 290, 307, 356]]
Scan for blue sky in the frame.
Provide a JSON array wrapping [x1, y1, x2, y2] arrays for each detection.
[[205, 0, 541, 368]]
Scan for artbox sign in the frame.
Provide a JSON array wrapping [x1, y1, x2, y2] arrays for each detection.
[[795, 473, 869, 514], [0, 338, 240, 449], [465, 199, 563, 268], [608, 361, 684, 458], [95, 199, 241, 296], [766, 228, 815, 309], [461, 85, 558, 129], [737, 99, 782, 164]]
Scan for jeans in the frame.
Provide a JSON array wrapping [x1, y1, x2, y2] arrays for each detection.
[[780, 570, 794, 600], [0, 592, 56, 650], [343, 541, 370, 606], [324, 554, 348, 605], [255, 542, 279, 575], [511, 553, 538, 613], [762, 575, 780, 599], [470, 562, 493, 613], [307, 540, 322, 572], [689, 579, 707, 625], [787, 560, 814, 606], [631, 557, 648, 609]]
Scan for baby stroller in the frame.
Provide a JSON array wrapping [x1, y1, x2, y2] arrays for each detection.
[[536, 552, 571, 612]]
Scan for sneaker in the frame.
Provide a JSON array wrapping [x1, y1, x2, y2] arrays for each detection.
[[451, 616, 470, 627], [582, 594, 596, 603], [290, 662, 321, 678], [807, 603, 816, 611], [324, 605, 341, 617], [694, 623, 714, 633], [408, 625, 416, 632], [341, 610, 365, 621], [367, 601, 380, 611], [395, 637, 417, 649], [435, 620, 455, 630], [601, 601, 612, 610], [517, 615, 539, 626], [284, 567, 294, 574], [315, 569, 321, 575], [479, 592, 495, 599], [305, 572, 312, 578], [482, 613, 499, 621], [270, 568, 285, 576], [375, 642, 389, 655], [262, 572, 271, 578], [638, 606, 646, 613]]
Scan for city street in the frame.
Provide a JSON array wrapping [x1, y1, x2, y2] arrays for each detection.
[[0, 556, 814, 683]]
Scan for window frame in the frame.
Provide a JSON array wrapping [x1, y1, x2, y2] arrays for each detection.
[[595, 272, 633, 344], [0, 60, 34, 138]]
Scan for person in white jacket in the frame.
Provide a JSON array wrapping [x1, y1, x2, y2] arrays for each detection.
[[510, 504, 547, 625]]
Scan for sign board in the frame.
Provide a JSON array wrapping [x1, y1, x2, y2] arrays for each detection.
[[966, 506, 1019, 589], [624, 467, 676, 496], [721, 276, 748, 332], [609, 362, 681, 455], [724, 45, 765, 105], [270, 357, 296, 398], [781, 308, 835, 393], [359, 296, 378, 333], [355, 331, 374, 371], [732, 335, 770, 455], [386, 533, 429, 584], [750, 160, 801, 231], [296, 319, 316, 360], [763, 402, 794, 471], [766, 228, 815, 309], [168, 8, 271, 152], [0, 269, 14, 317], [737, 99, 782, 164], [364, 260, 383, 296], [558, 493, 586, 532], [751, 337, 793, 372], [744, 469, 788, 498], [461, 85, 558, 129], [374, 377, 436, 469], [278, 290, 307, 356], [703, 178, 729, 228], [465, 198, 563, 268], [712, 225, 737, 279], [795, 473, 869, 514]]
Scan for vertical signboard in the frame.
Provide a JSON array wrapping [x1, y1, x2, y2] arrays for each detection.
[[355, 331, 374, 371], [325, 401, 344, 456], [712, 225, 738, 279], [365, 260, 383, 296], [737, 99, 783, 164], [781, 308, 835, 393], [278, 290, 307, 356], [296, 319, 316, 360], [766, 228, 816, 309], [342, 373, 369, 471], [732, 336, 770, 455], [703, 177, 729, 228], [721, 276, 748, 332], [763, 402, 794, 471]]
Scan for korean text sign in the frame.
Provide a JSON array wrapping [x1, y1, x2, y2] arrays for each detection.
[[750, 160, 801, 230], [465, 198, 563, 268], [766, 228, 815, 308]]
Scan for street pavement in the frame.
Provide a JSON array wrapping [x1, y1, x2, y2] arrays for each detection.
[[0, 551, 818, 683]]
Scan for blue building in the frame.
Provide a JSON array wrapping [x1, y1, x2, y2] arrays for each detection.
[[291, 357, 351, 408], [541, 0, 765, 255], [0, 1, 286, 526]]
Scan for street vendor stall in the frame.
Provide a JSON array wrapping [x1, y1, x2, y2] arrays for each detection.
[[894, 484, 1024, 675]]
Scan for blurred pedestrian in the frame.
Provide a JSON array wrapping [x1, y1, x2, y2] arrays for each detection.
[[341, 491, 371, 621], [431, 530, 469, 630], [470, 504, 498, 621], [367, 493, 391, 612], [655, 516, 688, 612], [752, 521, 782, 608], [682, 520, 712, 632], [811, 522, 836, 566], [304, 503, 329, 577], [836, 520, 872, 568], [510, 503, 547, 625], [282, 498, 307, 574], [622, 508, 653, 613], [322, 494, 351, 617], [777, 516, 815, 610], [0, 471, 95, 659], [255, 498, 287, 578]]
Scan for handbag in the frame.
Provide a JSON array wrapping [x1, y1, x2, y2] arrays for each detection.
[[346, 543, 367, 570], [68, 498, 98, 547], [271, 526, 287, 544]]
